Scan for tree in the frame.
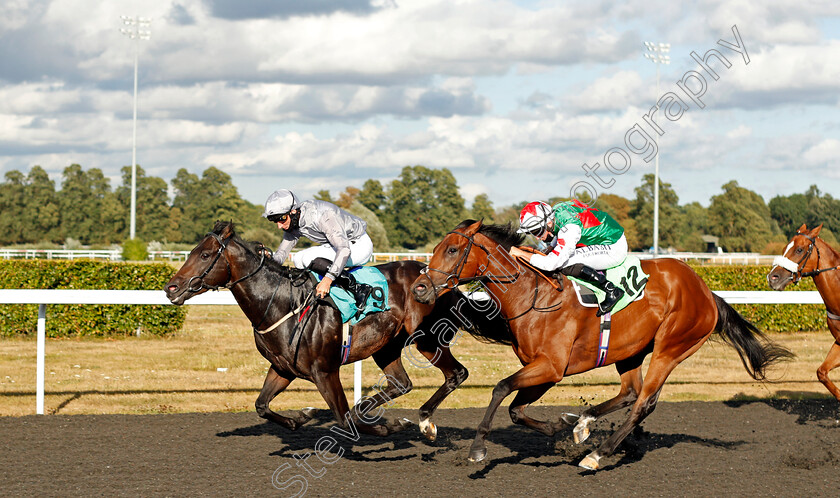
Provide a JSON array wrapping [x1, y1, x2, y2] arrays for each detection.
[[708, 180, 779, 252], [172, 167, 248, 243], [358, 179, 386, 215], [337, 186, 360, 209], [58, 164, 123, 245], [346, 201, 390, 252], [471, 193, 495, 223], [117, 166, 171, 242], [629, 174, 683, 251], [25, 166, 60, 243], [315, 190, 333, 203], [0, 170, 27, 244], [383, 166, 467, 249]]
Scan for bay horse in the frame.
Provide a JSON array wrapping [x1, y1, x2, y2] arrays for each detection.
[[412, 220, 792, 470], [768, 223, 840, 401], [166, 221, 503, 439]]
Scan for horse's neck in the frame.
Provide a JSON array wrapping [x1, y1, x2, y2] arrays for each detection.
[[226, 244, 299, 325], [481, 259, 569, 318], [813, 239, 840, 312]]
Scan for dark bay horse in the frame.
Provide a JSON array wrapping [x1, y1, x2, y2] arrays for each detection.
[[768, 223, 840, 401], [412, 220, 792, 470], [166, 221, 502, 439]]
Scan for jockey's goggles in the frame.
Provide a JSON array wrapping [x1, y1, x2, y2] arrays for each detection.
[[267, 212, 290, 223], [525, 225, 547, 238]]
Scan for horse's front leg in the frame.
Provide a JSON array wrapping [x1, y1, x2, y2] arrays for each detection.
[[508, 383, 578, 436], [255, 366, 314, 429], [470, 358, 561, 462], [314, 368, 410, 437], [817, 341, 840, 401]]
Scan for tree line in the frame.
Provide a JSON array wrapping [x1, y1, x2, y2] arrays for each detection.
[[1, 164, 837, 253]]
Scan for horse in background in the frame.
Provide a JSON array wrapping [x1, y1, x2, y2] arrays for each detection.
[[768, 223, 840, 401]]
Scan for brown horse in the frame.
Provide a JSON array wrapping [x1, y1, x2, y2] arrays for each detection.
[[412, 220, 792, 470], [165, 221, 503, 439], [768, 223, 840, 401]]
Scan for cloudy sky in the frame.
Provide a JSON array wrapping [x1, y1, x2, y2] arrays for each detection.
[[2, 0, 839, 211]]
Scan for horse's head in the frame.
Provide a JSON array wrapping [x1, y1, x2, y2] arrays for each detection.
[[412, 220, 488, 305], [767, 223, 823, 290], [165, 222, 236, 305]]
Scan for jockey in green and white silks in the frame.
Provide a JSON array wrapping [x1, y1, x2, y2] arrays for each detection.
[[510, 199, 628, 316], [263, 189, 373, 307]]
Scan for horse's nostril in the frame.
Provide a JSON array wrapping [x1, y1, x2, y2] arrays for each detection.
[[167, 285, 178, 292], [416, 284, 426, 292]]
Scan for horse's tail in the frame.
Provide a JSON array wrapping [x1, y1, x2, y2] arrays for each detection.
[[711, 293, 794, 380], [450, 290, 515, 346]]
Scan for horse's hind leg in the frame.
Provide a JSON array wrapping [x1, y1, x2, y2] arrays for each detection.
[[816, 341, 840, 401], [574, 358, 644, 444], [314, 368, 410, 437], [508, 383, 578, 436], [579, 335, 707, 470], [413, 345, 469, 442], [345, 345, 413, 427], [255, 366, 314, 429]]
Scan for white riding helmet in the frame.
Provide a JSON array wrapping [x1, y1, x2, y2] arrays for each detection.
[[517, 201, 553, 237], [262, 189, 299, 219]]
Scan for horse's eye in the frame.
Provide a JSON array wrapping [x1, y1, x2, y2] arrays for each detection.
[[201, 252, 211, 260], [447, 247, 458, 255], [795, 247, 803, 254]]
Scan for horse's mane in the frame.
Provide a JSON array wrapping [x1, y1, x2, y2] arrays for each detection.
[[454, 219, 525, 250], [211, 220, 310, 280]]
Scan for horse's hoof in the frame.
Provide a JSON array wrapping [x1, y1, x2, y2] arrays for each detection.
[[468, 446, 487, 463], [397, 417, 413, 429], [560, 412, 580, 425], [419, 418, 438, 441], [578, 452, 601, 471], [573, 416, 594, 444]]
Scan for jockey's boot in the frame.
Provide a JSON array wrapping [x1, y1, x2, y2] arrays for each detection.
[[565, 264, 624, 317], [307, 258, 371, 309], [334, 270, 373, 310]]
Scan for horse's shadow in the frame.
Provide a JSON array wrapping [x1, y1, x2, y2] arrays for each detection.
[[724, 396, 840, 426], [216, 408, 743, 472]]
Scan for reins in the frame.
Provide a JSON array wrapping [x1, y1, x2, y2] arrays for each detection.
[[425, 228, 563, 321]]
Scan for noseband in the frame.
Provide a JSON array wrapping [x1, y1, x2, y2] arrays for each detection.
[[421, 230, 519, 296], [186, 231, 266, 292], [774, 232, 840, 285]]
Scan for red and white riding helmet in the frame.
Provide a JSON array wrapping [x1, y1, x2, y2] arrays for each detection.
[[517, 201, 553, 237]]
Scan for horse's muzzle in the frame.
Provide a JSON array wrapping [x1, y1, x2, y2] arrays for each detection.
[[412, 280, 436, 305], [766, 268, 793, 291]]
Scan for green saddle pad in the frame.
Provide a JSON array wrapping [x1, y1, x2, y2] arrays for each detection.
[[568, 256, 648, 314]]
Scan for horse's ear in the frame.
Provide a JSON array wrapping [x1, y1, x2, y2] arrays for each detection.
[[810, 224, 823, 237], [219, 221, 233, 239], [463, 219, 483, 236], [797, 223, 808, 234]]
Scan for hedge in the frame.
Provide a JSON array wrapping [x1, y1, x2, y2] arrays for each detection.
[[0, 260, 186, 338], [690, 265, 826, 333]]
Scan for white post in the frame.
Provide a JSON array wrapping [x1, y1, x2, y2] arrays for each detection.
[[37, 304, 46, 415], [353, 361, 362, 404]]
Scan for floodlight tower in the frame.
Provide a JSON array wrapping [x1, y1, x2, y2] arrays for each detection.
[[643, 41, 670, 256], [120, 16, 151, 240]]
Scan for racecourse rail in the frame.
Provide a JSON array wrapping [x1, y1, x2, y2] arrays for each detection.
[[0, 248, 778, 265], [0, 289, 822, 415]]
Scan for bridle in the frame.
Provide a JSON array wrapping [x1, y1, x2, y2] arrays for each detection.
[[186, 231, 267, 293], [420, 229, 562, 320], [774, 232, 840, 285], [421, 229, 520, 294]]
